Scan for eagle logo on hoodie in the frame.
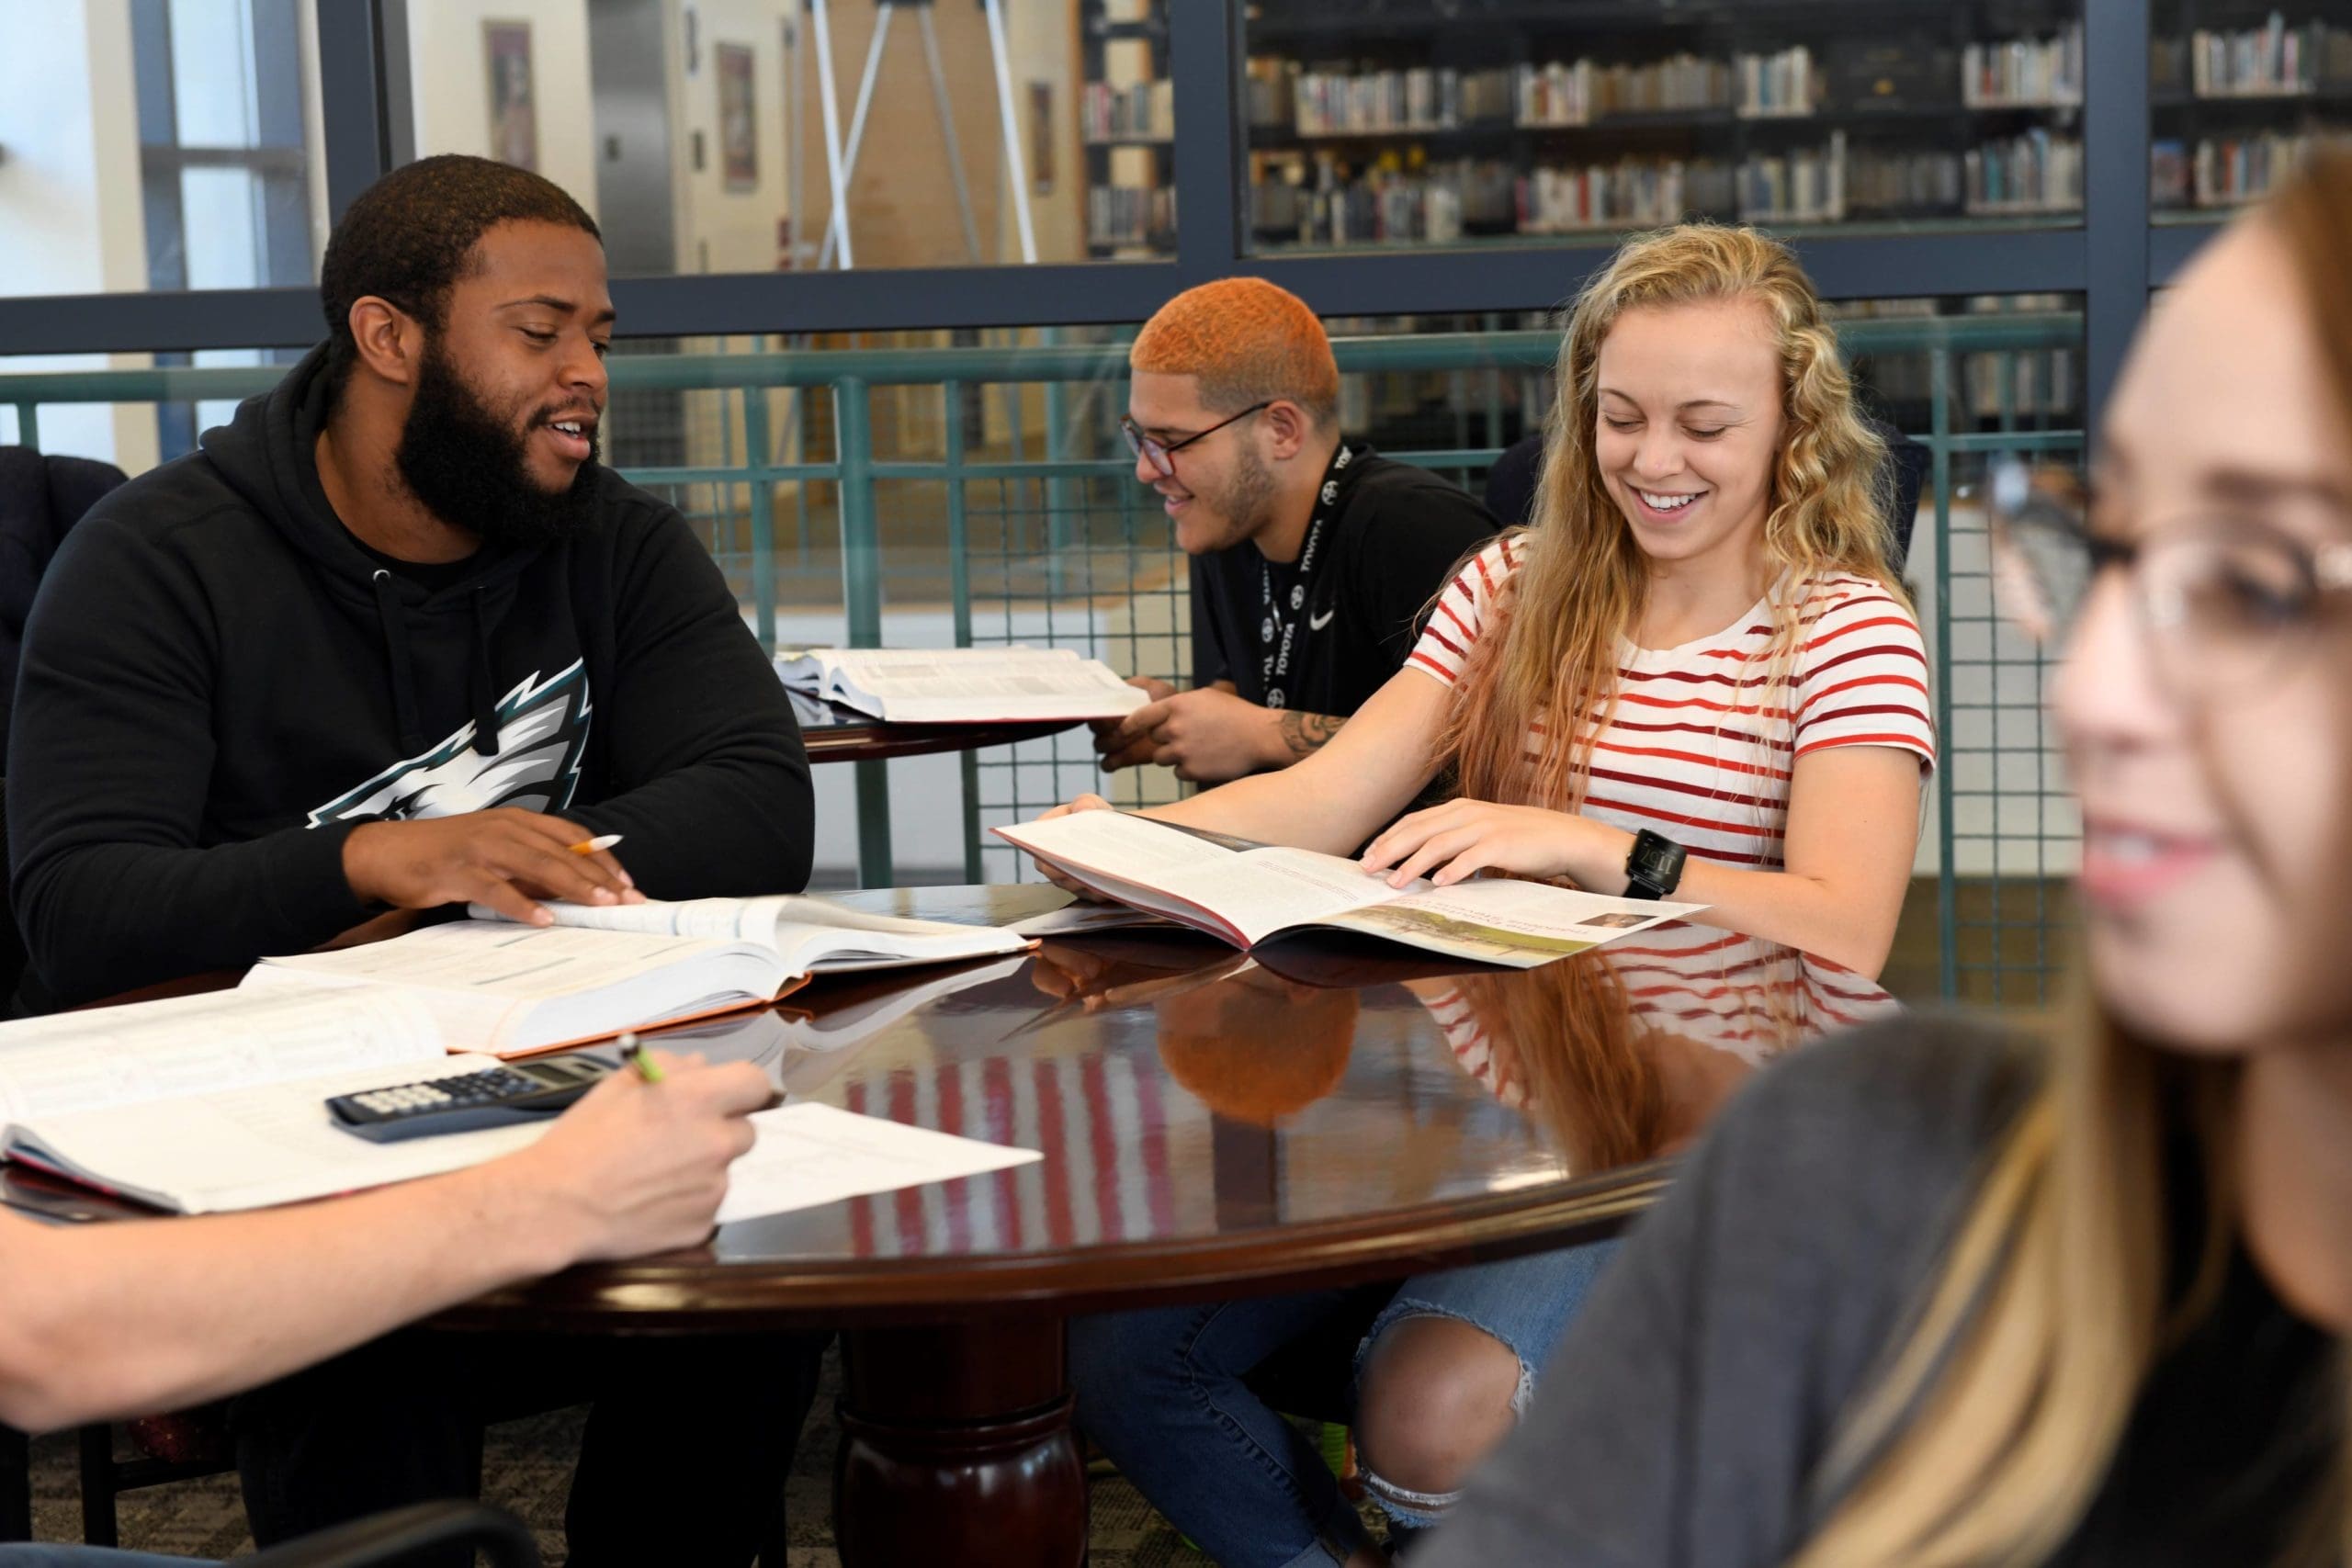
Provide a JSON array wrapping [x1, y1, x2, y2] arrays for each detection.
[[305, 661, 592, 825]]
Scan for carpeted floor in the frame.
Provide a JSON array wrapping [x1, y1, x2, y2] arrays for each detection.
[[25, 1344, 1389, 1564]]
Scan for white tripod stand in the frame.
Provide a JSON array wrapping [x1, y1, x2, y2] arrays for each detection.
[[802, 0, 1039, 268]]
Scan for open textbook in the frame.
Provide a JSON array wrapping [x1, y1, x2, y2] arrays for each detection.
[[0, 988, 1039, 1218], [996, 811, 1707, 968], [242, 921, 813, 1058], [775, 646, 1148, 724], [465, 893, 1034, 976]]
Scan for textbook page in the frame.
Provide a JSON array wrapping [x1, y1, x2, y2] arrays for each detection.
[[0, 987, 444, 1124], [1314, 880, 1707, 968], [6, 1052, 542, 1214], [775, 647, 1148, 724], [995, 813, 1424, 947], [244, 922, 791, 1056], [714, 1101, 1041, 1225], [465, 894, 1029, 975]]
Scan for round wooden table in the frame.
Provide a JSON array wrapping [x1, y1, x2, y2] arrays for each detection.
[[447, 887, 1899, 1565], [791, 693, 1082, 764]]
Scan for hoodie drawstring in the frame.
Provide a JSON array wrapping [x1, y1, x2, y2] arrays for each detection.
[[368, 570, 503, 761], [469, 586, 500, 759], [368, 569, 425, 753]]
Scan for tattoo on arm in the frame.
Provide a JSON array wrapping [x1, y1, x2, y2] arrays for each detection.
[[1276, 710, 1347, 761]]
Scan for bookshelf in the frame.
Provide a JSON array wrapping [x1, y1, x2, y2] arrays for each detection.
[[1239, 1, 2090, 250], [2150, 3, 2352, 218], [1081, 0, 1177, 256]]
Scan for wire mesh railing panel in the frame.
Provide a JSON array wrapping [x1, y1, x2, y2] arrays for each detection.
[[0, 318, 2090, 1003]]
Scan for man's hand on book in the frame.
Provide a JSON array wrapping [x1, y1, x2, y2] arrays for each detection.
[[1098, 686, 1289, 784], [343, 809, 647, 927], [1090, 675, 1178, 772], [511, 1051, 772, 1264], [1031, 794, 1114, 899]]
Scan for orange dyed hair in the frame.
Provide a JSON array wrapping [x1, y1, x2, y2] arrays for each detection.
[[1157, 985, 1357, 1127], [1130, 277, 1340, 423]]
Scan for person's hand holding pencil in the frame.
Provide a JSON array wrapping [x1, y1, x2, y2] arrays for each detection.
[[342, 808, 647, 928]]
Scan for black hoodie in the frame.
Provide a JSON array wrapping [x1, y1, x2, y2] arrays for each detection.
[[8, 345, 813, 1010]]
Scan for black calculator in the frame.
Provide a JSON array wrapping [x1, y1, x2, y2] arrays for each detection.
[[327, 1056, 614, 1142]]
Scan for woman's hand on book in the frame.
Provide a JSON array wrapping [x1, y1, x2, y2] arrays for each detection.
[[1031, 794, 1114, 899], [1359, 801, 1634, 891], [515, 1051, 772, 1264], [343, 809, 646, 926]]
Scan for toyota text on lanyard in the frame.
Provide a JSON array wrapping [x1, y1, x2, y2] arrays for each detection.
[[1260, 444, 1356, 711]]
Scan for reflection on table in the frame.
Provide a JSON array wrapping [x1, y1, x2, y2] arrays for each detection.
[[552, 894, 1900, 1290], [787, 687, 1081, 763]]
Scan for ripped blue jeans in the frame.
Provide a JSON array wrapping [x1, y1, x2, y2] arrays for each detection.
[[1068, 1239, 1618, 1566]]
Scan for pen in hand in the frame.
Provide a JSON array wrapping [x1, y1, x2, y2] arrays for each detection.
[[618, 1032, 664, 1084]]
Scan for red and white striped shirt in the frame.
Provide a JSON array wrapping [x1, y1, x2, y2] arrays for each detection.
[[1408, 536, 1936, 870]]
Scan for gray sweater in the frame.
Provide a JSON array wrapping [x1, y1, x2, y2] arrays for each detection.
[[1422, 1016, 2334, 1567]]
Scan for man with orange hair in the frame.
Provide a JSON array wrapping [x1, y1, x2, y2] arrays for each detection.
[[1094, 278, 1497, 784]]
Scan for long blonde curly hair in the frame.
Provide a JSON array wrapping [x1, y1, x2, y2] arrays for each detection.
[[1441, 224, 1904, 814]]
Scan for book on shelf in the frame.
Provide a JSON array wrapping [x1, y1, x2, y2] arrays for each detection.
[[0, 987, 1040, 1219], [2188, 16, 2349, 98], [775, 645, 1148, 724], [2189, 129, 2324, 209], [1083, 78, 1173, 143], [1293, 65, 1517, 137], [1964, 24, 2084, 108], [1964, 128, 2082, 216], [1738, 131, 1847, 224], [1736, 46, 1821, 119], [1089, 183, 1176, 248], [995, 811, 1704, 969], [1243, 57, 1295, 130], [1516, 54, 1731, 127], [1519, 156, 1725, 235]]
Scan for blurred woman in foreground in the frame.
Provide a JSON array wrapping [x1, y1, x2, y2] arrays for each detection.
[[1425, 143, 2352, 1567]]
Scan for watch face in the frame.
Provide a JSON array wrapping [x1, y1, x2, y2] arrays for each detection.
[[1630, 831, 1687, 890]]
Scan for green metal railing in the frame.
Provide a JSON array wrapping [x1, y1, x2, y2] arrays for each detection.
[[3, 314, 2084, 1004]]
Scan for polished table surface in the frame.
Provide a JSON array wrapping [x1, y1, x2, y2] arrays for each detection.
[[17, 886, 1897, 1563], [789, 691, 1081, 763], [455, 885, 1899, 1330]]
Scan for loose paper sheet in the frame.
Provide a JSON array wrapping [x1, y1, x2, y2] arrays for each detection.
[[715, 1101, 1042, 1225]]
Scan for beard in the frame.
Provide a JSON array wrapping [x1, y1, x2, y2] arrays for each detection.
[[1200, 446, 1280, 552], [393, 340, 601, 551]]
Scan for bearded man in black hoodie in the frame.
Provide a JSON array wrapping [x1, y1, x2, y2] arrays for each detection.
[[8, 158, 823, 1563], [10, 155, 813, 1013]]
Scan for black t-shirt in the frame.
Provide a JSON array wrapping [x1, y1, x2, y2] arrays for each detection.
[[345, 532, 481, 596], [1189, 448, 1498, 717]]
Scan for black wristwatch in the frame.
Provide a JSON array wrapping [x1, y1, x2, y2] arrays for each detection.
[[1622, 829, 1688, 900]]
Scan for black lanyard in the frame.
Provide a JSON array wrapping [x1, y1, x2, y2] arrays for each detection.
[[1258, 443, 1358, 711]]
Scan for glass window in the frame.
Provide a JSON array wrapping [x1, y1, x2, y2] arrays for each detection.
[[0, 0, 322, 299], [2150, 2, 2352, 228], [1240, 0, 2086, 253], [401, 0, 1174, 271]]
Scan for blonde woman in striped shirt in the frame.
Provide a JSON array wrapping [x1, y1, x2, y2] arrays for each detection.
[[1048, 222, 1932, 1565]]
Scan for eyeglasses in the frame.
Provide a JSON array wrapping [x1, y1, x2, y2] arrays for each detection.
[[1120, 402, 1272, 479], [1987, 459, 2352, 697]]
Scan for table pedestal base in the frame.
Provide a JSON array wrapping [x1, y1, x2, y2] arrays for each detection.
[[834, 1320, 1085, 1566]]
